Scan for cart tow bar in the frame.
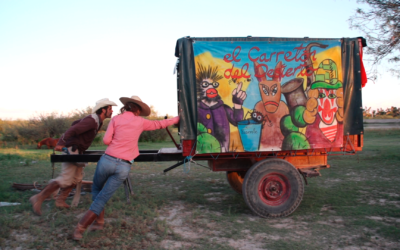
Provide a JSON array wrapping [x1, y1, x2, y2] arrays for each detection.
[[163, 161, 185, 174]]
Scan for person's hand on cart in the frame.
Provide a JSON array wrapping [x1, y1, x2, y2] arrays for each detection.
[[54, 145, 64, 152]]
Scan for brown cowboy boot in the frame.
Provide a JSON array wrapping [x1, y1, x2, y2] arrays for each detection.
[[88, 210, 104, 231], [55, 185, 74, 208], [73, 210, 97, 241], [29, 181, 60, 216]]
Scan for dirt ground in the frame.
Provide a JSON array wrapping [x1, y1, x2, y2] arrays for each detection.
[[2, 178, 400, 249], [154, 197, 400, 249]]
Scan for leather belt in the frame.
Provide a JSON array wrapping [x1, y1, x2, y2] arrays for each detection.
[[105, 154, 131, 165]]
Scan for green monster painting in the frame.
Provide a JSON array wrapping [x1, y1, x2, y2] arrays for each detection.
[[196, 123, 221, 153]]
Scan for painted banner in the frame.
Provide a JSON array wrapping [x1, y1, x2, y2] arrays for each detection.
[[193, 40, 344, 154]]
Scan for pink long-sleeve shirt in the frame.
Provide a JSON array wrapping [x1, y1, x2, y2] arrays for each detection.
[[103, 112, 179, 161]]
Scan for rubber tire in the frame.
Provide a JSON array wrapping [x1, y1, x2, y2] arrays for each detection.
[[242, 159, 304, 218], [226, 171, 246, 194]]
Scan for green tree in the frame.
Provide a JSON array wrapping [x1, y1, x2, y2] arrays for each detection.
[[0, 105, 173, 145], [67, 106, 93, 122], [16, 112, 70, 142], [0, 120, 24, 142], [139, 105, 169, 142], [349, 0, 400, 78]]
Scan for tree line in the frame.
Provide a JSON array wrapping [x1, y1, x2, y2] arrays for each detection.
[[363, 106, 400, 118], [0, 106, 172, 146]]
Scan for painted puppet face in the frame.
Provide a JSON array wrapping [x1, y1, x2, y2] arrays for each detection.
[[201, 78, 220, 103], [258, 80, 281, 113], [317, 88, 338, 124], [251, 110, 264, 123]]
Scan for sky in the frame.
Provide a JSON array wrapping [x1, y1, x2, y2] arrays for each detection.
[[1, 0, 399, 120]]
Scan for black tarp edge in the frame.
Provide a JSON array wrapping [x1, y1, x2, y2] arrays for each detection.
[[175, 38, 197, 141], [342, 38, 365, 135]]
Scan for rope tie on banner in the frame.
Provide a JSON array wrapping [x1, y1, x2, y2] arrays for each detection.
[[210, 153, 220, 160], [183, 141, 197, 173], [343, 136, 348, 155], [183, 155, 192, 173], [344, 134, 356, 154], [185, 156, 209, 171]]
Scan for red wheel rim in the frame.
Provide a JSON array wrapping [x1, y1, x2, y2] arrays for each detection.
[[258, 172, 290, 206]]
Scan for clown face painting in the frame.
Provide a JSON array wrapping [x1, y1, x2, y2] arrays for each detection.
[[317, 88, 339, 125], [304, 59, 344, 147]]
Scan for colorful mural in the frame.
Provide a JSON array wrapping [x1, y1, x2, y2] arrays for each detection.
[[193, 40, 344, 154]]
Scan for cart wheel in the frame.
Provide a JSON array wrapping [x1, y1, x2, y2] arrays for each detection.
[[242, 159, 304, 218], [226, 171, 246, 194]]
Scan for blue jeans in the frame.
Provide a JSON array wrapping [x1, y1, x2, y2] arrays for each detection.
[[89, 154, 131, 215]]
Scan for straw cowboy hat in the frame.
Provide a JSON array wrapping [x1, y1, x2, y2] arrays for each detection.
[[92, 98, 117, 113], [119, 95, 151, 116]]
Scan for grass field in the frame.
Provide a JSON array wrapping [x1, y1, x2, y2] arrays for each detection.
[[0, 129, 400, 249]]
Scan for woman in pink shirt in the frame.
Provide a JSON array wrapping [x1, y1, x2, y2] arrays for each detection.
[[73, 96, 179, 240]]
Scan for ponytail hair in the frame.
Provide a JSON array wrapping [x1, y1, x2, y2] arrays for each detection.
[[120, 102, 141, 115]]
